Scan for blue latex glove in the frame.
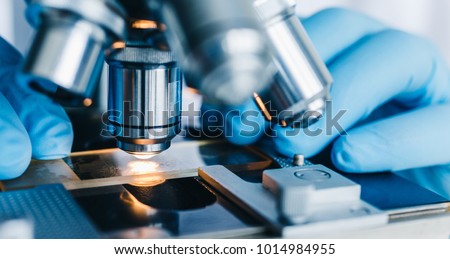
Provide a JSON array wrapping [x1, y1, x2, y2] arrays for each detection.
[[201, 8, 450, 173], [0, 37, 73, 180]]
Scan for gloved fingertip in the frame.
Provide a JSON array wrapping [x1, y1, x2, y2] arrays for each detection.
[[0, 138, 32, 180], [273, 134, 293, 157], [272, 125, 327, 158], [224, 116, 265, 145], [0, 157, 31, 180], [331, 147, 354, 173], [226, 133, 259, 146], [32, 143, 72, 160], [331, 136, 366, 173], [30, 119, 74, 160], [222, 100, 266, 146], [33, 154, 69, 160]]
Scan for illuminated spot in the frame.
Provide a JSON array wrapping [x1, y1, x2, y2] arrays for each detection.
[[131, 20, 158, 29], [133, 154, 156, 160], [111, 41, 125, 49], [83, 98, 93, 107], [128, 161, 160, 175]]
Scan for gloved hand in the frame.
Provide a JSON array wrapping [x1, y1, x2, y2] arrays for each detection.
[[201, 8, 450, 173], [0, 37, 73, 180]]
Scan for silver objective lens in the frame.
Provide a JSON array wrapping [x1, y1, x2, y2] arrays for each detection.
[[106, 33, 182, 156], [159, 0, 272, 106], [253, 0, 333, 127], [20, 0, 126, 106]]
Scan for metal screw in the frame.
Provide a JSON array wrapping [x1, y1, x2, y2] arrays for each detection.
[[293, 154, 305, 166]]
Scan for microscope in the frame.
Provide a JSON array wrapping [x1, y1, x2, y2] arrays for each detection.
[[8, 0, 449, 238], [19, 0, 332, 158]]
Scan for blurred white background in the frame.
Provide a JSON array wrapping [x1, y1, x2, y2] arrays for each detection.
[[1, 0, 449, 61], [0, 0, 33, 54], [297, 0, 450, 63]]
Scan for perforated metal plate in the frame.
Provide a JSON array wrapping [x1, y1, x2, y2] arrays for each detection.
[[0, 184, 99, 238]]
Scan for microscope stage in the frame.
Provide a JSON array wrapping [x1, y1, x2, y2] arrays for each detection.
[[1, 140, 449, 238]]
